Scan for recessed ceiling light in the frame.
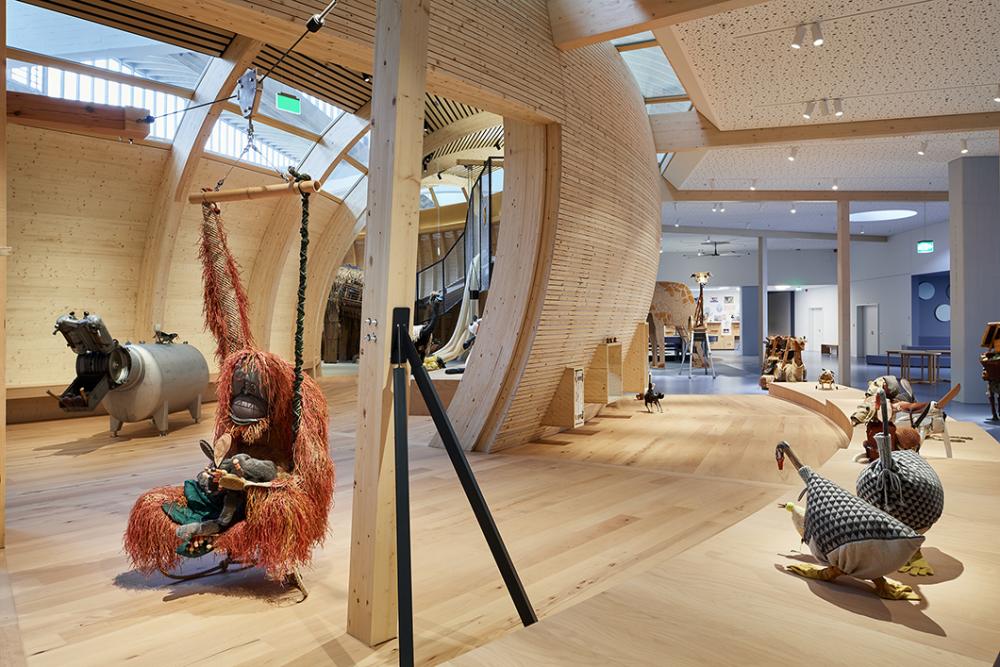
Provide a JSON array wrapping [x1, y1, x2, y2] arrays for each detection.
[[849, 209, 918, 222], [811, 22, 824, 46], [791, 24, 806, 49], [960, 138, 969, 154]]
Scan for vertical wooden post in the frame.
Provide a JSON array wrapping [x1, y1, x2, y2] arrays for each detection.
[[757, 236, 768, 358], [0, 0, 8, 548], [347, 0, 429, 647], [837, 200, 852, 385]]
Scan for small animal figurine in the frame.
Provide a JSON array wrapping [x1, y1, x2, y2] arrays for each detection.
[[816, 368, 836, 390], [636, 376, 664, 413]]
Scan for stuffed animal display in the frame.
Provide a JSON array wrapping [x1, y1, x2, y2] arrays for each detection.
[[760, 336, 807, 389], [776, 441, 923, 600], [815, 369, 836, 390]]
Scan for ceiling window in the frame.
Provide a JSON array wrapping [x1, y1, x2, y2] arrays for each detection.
[[620, 47, 685, 98], [206, 110, 311, 169], [431, 185, 466, 206], [254, 76, 344, 135], [7, 0, 210, 89], [322, 160, 365, 199], [610, 31, 654, 46]]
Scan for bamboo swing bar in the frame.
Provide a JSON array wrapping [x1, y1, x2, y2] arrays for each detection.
[[188, 180, 322, 204]]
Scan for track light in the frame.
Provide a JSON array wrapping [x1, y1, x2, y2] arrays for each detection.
[[791, 24, 806, 49], [819, 99, 830, 117], [960, 139, 969, 154], [802, 101, 816, 119], [790, 203, 797, 214], [810, 22, 824, 46], [994, 84, 1000, 103], [750, 179, 757, 191], [787, 147, 798, 162], [833, 98, 844, 117], [711, 204, 717, 212], [917, 141, 927, 156], [361, 72, 372, 83], [719, 204, 726, 213], [831, 179, 839, 191]]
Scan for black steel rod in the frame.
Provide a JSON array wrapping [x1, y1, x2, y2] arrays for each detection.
[[392, 359, 414, 667], [399, 312, 537, 627]]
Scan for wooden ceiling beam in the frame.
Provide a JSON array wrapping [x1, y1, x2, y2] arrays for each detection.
[[662, 179, 948, 202], [662, 224, 888, 243], [653, 108, 1000, 153], [6, 92, 150, 140], [422, 111, 502, 157], [547, 0, 768, 50], [133, 35, 262, 338]]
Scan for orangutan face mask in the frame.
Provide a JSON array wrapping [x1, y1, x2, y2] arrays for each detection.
[[229, 362, 269, 440]]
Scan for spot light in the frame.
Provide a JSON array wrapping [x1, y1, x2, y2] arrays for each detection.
[[831, 179, 839, 191], [787, 147, 798, 162], [810, 22, 824, 46], [818, 99, 830, 116], [791, 24, 806, 49], [802, 101, 816, 120], [917, 141, 927, 156], [750, 179, 757, 191], [994, 84, 1000, 103], [960, 138, 969, 154], [790, 203, 797, 214], [833, 98, 844, 117], [361, 72, 372, 83], [719, 204, 726, 212]]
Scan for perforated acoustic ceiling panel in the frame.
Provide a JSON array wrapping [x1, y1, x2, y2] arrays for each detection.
[[674, 0, 1000, 130]]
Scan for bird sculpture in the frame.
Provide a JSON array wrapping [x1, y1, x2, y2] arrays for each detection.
[[856, 391, 944, 576], [775, 441, 924, 600], [636, 376, 664, 413]]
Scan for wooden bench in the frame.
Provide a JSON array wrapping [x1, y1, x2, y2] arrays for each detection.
[[820, 343, 839, 356]]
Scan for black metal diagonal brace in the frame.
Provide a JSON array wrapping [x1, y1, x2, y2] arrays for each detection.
[[389, 306, 536, 666]]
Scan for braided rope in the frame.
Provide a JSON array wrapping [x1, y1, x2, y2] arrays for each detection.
[[291, 189, 310, 444]]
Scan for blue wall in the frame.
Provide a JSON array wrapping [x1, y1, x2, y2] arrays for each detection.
[[911, 270, 950, 348]]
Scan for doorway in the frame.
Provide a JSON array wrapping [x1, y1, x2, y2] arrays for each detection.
[[808, 307, 823, 346], [856, 304, 879, 359]]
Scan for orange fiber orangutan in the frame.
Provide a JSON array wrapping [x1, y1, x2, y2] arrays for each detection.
[[123, 199, 334, 590]]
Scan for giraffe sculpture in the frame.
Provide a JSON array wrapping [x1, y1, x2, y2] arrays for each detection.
[[691, 271, 711, 332], [648, 281, 697, 368]]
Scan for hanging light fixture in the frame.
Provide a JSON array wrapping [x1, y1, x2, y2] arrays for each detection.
[[787, 146, 798, 162], [810, 22, 824, 46], [833, 98, 844, 117], [802, 101, 816, 119], [791, 24, 806, 49], [960, 138, 969, 154], [917, 141, 927, 156]]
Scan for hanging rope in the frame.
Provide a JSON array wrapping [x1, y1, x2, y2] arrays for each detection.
[[290, 168, 311, 444]]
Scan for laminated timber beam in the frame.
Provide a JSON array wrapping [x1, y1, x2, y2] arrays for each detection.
[[547, 0, 768, 50], [423, 111, 502, 157], [661, 179, 948, 202], [133, 35, 261, 338], [6, 92, 150, 141], [662, 224, 887, 243], [348, 0, 429, 647], [653, 109, 1000, 153]]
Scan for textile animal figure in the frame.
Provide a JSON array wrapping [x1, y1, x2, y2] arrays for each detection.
[[636, 376, 664, 413], [777, 337, 807, 382], [850, 375, 915, 425], [414, 291, 444, 361], [816, 369, 836, 390], [775, 441, 923, 600], [648, 281, 697, 368], [124, 201, 334, 581], [856, 418, 944, 577], [862, 392, 922, 461]]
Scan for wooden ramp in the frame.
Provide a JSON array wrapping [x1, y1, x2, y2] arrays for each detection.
[[450, 384, 1000, 666]]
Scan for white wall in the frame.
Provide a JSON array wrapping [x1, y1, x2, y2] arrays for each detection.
[[789, 220, 951, 356], [658, 248, 836, 286]]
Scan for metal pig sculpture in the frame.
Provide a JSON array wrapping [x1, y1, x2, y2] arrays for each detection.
[[53, 312, 209, 435]]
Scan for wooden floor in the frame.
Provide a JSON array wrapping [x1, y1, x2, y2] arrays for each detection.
[[453, 384, 1000, 666], [0, 378, 851, 665]]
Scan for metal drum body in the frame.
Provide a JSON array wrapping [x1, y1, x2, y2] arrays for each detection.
[[104, 342, 209, 435]]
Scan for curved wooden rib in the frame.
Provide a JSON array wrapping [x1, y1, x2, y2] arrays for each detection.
[[302, 205, 365, 370], [435, 119, 553, 450], [246, 109, 369, 348], [133, 36, 261, 337], [423, 147, 498, 178], [423, 111, 502, 157]]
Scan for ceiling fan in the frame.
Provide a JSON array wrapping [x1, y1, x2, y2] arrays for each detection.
[[683, 238, 746, 258]]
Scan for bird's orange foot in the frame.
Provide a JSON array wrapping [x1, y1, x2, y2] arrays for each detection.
[[873, 576, 920, 600], [898, 549, 934, 576], [786, 563, 842, 581]]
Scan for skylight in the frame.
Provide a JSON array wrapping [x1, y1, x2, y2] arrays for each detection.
[[206, 110, 311, 170], [620, 47, 685, 98], [7, 0, 210, 89], [253, 76, 344, 135]]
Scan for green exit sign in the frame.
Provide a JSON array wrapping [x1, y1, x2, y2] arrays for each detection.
[[917, 240, 934, 254], [276, 91, 301, 115]]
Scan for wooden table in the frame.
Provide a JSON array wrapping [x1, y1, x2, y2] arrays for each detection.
[[886, 349, 945, 384]]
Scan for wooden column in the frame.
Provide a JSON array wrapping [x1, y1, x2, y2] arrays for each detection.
[[757, 236, 768, 356], [0, 0, 7, 548], [837, 200, 852, 385], [347, 0, 429, 647]]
